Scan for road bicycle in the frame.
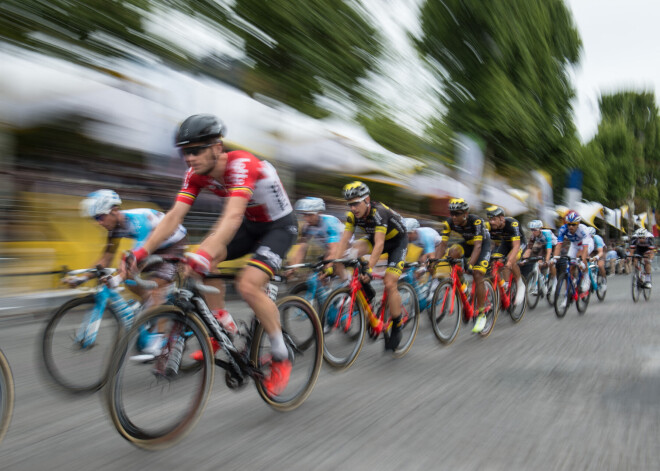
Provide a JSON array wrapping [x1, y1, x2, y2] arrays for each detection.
[[400, 260, 439, 317], [630, 254, 652, 302], [41, 266, 156, 393], [428, 257, 497, 344], [0, 348, 14, 445], [286, 259, 344, 313], [553, 256, 590, 318], [319, 258, 419, 369], [587, 257, 607, 302], [520, 257, 545, 310], [489, 255, 526, 323], [105, 256, 323, 450]]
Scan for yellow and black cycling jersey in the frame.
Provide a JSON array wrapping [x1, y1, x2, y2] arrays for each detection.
[[440, 214, 490, 245], [345, 201, 406, 241], [489, 217, 526, 246]]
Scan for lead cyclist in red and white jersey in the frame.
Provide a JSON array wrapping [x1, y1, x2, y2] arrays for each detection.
[[122, 114, 298, 395]]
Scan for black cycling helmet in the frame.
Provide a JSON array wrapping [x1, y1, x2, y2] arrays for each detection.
[[175, 114, 226, 146], [486, 205, 505, 218], [343, 181, 370, 200]]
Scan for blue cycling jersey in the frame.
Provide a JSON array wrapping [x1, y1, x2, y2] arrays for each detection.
[[410, 227, 441, 254], [530, 229, 557, 249], [301, 214, 342, 246], [556, 223, 591, 245], [108, 209, 187, 249], [593, 234, 604, 250]]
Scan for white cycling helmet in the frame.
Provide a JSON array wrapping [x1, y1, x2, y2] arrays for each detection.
[[294, 197, 325, 213], [528, 220, 543, 230], [634, 228, 650, 238], [80, 190, 122, 218], [404, 218, 420, 232]]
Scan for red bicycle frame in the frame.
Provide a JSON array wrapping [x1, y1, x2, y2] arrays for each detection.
[[438, 260, 478, 322], [489, 257, 513, 310]]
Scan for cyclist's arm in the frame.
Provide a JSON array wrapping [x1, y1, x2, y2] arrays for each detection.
[[288, 242, 308, 266], [469, 239, 482, 268], [507, 239, 520, 268], [198, 196, 248, 259], [545, 247, 552, 263], [369, 231, 386, 271], [522, 247, 532, 259], [140, 201, 191, 255]]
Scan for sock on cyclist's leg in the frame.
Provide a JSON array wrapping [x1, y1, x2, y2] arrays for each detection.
[[269, 331, 288, 361]]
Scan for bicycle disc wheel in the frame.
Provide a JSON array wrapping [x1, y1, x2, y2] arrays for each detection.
[[383, 282, 420, 358], [554, 274, 569, 318], [0, 348, 14, 445], [252, 296, 323, 411], [105, 306, 214, 450], [42, 294, 122, 393], [526, 271, 541, 310], [429, 279, 462, 345], [319, 286, 366, 370], [596, 274, 607, 301], [508, 281, 526, 323], [479, 280, 499, 338], [632, 272, 640, 303]]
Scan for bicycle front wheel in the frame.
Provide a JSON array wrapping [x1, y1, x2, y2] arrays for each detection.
[[554, 274, 569, 318], [42, 294, 122, 393], [478, 280, 499, 338], [252, 296, 323, 411], [632, 271, 641, 302], [105, 306, 214, 450], [0, 348, 14, 445], [429, 279, 461, 345], [508, 281, 526, 323], [319, 286, 366, 370], [526, 270, 541, 310], [643, 273, 652, 301], [596, 274, 607, 301], [383, 281, 420, 358]]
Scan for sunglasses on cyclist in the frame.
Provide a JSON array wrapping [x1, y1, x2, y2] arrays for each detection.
[[179, 144, 213, 157], [94, 214, 107, 222], [347, 198, 367, 208], [450, 211, 464, 217], [567, 223, 578, 226]]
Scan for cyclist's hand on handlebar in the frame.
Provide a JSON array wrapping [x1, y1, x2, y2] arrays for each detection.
[[63, 274, 87, 288], [121, 247, 147, 275], [550, 256, 559, 265], [186, 250, 213, 276]]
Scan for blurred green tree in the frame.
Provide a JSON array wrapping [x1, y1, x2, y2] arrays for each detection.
[[414, 0, 582, 177]]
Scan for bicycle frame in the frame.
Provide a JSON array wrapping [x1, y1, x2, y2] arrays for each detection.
[[437, 260, 478, 322], [558, 257, 588, 303], [489, 258, 514, 310], [334, 265, 390, 336], [400, 262, 433, 313]]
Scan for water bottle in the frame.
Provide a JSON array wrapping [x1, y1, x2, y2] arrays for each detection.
[[214, 309, 238, 335], [165, 335, 185, 376], [108, 290, 136, 329]]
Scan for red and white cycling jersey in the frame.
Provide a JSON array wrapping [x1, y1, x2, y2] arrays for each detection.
[[176, 150, 292, 222]]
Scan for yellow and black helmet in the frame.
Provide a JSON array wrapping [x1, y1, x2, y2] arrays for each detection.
[[486, 205, 505, 218], [448, 198, 469, 212], [343, 181, 370, 200]]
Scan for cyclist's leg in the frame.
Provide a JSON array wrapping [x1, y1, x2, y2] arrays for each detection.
[[384, 237, 407, 320], [471, 239, 490, 311]]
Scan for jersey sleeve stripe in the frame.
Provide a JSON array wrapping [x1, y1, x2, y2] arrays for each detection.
[[176, 192, 197, 204]]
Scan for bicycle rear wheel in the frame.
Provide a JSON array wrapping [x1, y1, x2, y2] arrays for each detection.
[[526, 270, 541, 310], [429, 279, 461, 345], [42, 294, 122, 393], [478, 280, 499, 338], [554, 274, 569, 318], [508, 281, 526, 323], [319, 286, 366, 370], [252, 296, 323, 411], [632, 271, 641, 303], [105, 306, 214, 450], [596, 274, 607, 301], [383, 281, 420, 358], [0, 348, 14, 445]]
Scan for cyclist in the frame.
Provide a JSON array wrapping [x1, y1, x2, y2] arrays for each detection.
[[286, 197, 344, 280], [71, 190, 188, 356], [587, 226, 607, 291], [404, 218, 443, 265], [523, 220, 558, 296], [335, 181, 408, 351], [552, 210, 593, 293], [436, 198, 491, 333], [486, 205, 526, 306], [629, 228, 656, 288], [122, 114, 297, 396]]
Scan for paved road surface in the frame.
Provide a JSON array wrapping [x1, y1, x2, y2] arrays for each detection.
[[1, 274, 659, 470]]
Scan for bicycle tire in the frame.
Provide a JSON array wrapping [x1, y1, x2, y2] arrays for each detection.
[[41, 294, 122, 393], [596, 274, 607, 301], [289, 281, 318, 312], [507, 281, 526, 323], [632, 271, 641, 303], [554, 274, 569, 318], [105, 306, 214, 450], [251, 296, 322, 411], [576, 280, 590, 314], [319, 286, 366, 370], [478, 280, 499, 338], [383, 281, 420, 358], [643, 272, 652, 301], [526, 270, 541, 310], [0, 348, 14, 445], [429, 278, 462, 345]]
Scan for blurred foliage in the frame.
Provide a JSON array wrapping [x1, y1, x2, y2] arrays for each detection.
[[356, 109, 432, 158], [582, 92, 660, 209], [415, 0, 582, 180]]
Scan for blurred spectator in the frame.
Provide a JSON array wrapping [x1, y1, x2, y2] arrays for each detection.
[[605, 244, 618, 275]]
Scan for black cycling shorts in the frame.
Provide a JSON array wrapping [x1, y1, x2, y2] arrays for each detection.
[[492, 241, 525, 262], [360, 235, 409, 276], [226, 212, 298, 278], [451, 238, 491, 274]]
